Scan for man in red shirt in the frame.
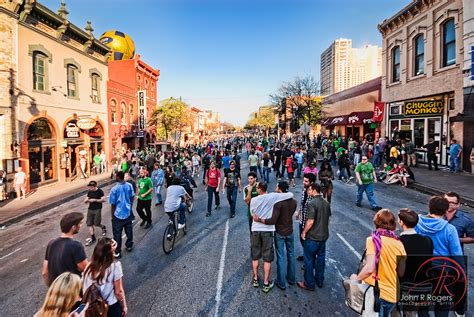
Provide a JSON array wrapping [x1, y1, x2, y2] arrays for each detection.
[[205, 160, 221, 217]]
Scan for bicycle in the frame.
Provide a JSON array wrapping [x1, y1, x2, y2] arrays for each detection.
[[162, 210, 186, 254], [186, 195, 194, 213]]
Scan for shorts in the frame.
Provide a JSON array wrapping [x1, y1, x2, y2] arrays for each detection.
[[287, 171, 294, 179], [251, 231, 274, 262], [86, 208, 102, 227], [15, 184, 25, 193]]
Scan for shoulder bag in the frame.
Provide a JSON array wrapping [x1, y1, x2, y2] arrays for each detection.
[[342, 250, 381, 315]]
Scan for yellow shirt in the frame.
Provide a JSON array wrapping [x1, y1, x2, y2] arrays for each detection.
[[390, 146, 398, 158], [363, 236, 406, 303]]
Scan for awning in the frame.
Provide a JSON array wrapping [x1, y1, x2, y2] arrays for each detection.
[[347, 111, 374, 125], [322, 115, 349, 126]]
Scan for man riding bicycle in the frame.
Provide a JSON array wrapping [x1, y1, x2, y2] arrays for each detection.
[[164, 177, 191, 230], [179, 166, 197, 198]]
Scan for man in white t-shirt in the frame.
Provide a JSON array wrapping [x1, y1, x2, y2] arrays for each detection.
[[191, 153, 201, 177], [14, 166, 26, 200], [164, 177, 190, 230]]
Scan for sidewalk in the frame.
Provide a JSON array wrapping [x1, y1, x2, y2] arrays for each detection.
[[0, 173, 115, 227], [409, 165, 474, 208]]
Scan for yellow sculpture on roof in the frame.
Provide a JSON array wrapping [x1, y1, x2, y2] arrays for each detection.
[[99, 30, 135, 61]]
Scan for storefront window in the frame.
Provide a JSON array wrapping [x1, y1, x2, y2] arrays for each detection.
[[27, 118, 53, 140], [27, 118, 56, 186], [428, 118, 441, 142]]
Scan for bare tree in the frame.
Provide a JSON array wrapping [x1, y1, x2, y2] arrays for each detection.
[[269, 76, 324, 132]]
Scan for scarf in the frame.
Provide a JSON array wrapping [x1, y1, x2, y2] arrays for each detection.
[[371, 228, 399, 280]]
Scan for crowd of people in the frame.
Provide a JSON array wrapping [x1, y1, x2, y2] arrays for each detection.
[[32, 134, 473, 317]]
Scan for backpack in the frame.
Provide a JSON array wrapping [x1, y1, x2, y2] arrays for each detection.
[[291, 158, 298, 169], [82, 283, 108, 317]]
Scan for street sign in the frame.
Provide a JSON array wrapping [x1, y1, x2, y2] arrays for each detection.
[[138, 90, 147, 132], [299, 123, 310, 134]]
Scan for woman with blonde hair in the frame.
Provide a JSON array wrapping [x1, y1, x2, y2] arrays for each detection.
[[35, 272, 83, 317]]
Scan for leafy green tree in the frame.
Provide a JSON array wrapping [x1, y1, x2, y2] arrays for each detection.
[[149, 97, 191, 141]]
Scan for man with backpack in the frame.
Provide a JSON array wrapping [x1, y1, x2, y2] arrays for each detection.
[[222, 160, 242, 218]]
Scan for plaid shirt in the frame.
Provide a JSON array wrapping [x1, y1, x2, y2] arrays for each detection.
[[299, 189, 313, 227], [151, 169, 165, 187]]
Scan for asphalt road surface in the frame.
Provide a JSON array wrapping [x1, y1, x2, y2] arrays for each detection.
[[1, 159, 473, 316]]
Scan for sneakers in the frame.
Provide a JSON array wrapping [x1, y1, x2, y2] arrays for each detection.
[[101, 226, 107, 236], [178, 223, 186, 230], [144, 222, 152, 229], [140, 220, 146, 227], [126, 246, 133, 252], [372, 206, 383, 211], [114, 252, 122, 259], [262, 281, 275, 293], [230, 213, 235, 218], [355, 202, 362, 207], [252, 278, 259, 288], [215, 205, 220, 210], [206, 212, 212, 217], [85, 237, 96, 246]]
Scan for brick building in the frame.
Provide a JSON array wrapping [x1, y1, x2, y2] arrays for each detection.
[[378, 0, 467, 169], [107, 54, 160, 156], [1, 1, 109, 191]]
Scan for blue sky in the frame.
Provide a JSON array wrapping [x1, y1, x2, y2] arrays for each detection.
[[41, 0, 407, 125]]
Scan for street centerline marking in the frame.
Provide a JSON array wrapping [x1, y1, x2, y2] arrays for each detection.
[[214, 219, 229, 317], [336, 233, 362, 259], [0, 248, 21, 260]]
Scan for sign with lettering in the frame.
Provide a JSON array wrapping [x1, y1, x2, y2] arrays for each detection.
[[64, 121, 80, 138], [138, 90, 146, 136], [403, 100, 444, 117], [372, 102, 384, 122], [76, 118, 97, 130]]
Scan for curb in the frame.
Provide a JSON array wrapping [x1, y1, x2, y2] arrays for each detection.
[[410, 182, 474, 209], [0, 179, 116, 228]]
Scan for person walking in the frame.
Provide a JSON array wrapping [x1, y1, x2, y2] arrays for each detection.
[[318, 160, 334, 204], [84, 181, 107, 247], [205, 160, 221, 217], [108, 171, 135, 258], [244, 172, 259, 232], [14, 166, 26, 200], [42, 212, 88, 286], [405, 138, 416, 167], [82, 238, 128, 317], [253, 181, 297, 290], [297, 183, 331, 291], [248, 150, 259, 174], [295, 148, 304, 178], [151, 163, 165, 206], [249, 182, 293, 293], [0, 170, 6, 202], [355, 155, 382, 211], [449, 139, 463, 173], [423, 138, 439, 171], [136, 169, 153, 229], [296, 173, 316, 262], [222, 160, 241, 218]]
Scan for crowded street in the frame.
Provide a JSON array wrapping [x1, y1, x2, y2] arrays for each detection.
[[1, 155, 473, 316]]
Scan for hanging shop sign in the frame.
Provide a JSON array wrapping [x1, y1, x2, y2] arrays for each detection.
[[403, 100, 444, 117], [86, 123, 104, 139], [76, 118, 97, 130], [64, 121, 80, 138], [372, 102, 385, 122], [137, 90, 146, 135]]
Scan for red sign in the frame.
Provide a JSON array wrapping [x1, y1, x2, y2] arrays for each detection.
[[372, 102, 384, 122]]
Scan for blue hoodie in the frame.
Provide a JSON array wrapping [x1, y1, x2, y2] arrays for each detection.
[[415, 215, 462, 257]]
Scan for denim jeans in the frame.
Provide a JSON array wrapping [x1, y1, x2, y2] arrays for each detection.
[[112, 215, 133, 253], [303, 239, 326, 289], [274, 232, 296, 288], [226, 186, 238, 215], [356, 183, 377, 208], [177, 202, 186, 225], [379, 299, 396, 317], [262, 166, 270, 183], [354, 153, 361, 166], [154, 185, 162, 203], [297, 163, 303, 178], [450, 156, 460, 173], [207, 186, 220, 213]]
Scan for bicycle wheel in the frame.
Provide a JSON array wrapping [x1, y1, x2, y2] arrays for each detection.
[[162, 224, 175, 254], [187, 198, 194, 214]]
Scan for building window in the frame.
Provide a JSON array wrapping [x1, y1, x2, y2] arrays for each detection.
[[121, 102, 127, 124], [414, 35, 424, 76], [33, 52, 47, 91], [145, 79, 148, 92], [91, 74, 100, 103], [392, 46, 400, 82], [67, 65, 78, 97], [151, 83, 154, 98], [129, 103, 134, 124], [137, 75, 141, 90], [442, 19, 456, 67], [111, 99, 117, 123]]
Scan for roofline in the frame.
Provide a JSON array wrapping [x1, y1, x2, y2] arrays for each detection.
[[378, 0, 426, 33], [322, 77, 381, 105]]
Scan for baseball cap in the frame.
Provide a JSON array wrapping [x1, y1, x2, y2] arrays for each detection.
[[87, 180, 97, 187], [277, 181, 289, 193]]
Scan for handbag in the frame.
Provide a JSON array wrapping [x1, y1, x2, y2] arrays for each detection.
[[342, 250, 381, 315]]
